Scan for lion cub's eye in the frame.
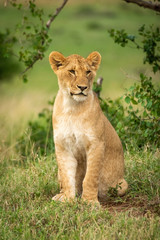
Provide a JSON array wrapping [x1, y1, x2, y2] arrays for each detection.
[[86, 70, 91, 75], [69, 70, 75, 75]]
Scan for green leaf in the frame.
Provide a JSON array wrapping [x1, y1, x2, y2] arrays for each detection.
[[128, 86, 135, 92], [131, 99, 138, 105], [125, 96, 131, 104], [146, 100, 152, 109], [23, 74, 28, 83], [143, 110, 148, 117], [117, 122, 122, 129], [127, 34, 135, 41], [140, 73, 145, 80]]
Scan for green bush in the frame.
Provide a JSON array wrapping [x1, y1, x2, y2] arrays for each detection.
[[106, 24, 160, 149], [123, 74, 160, 148], [17, 100, 54, 158], [97, 76, 160, 149]]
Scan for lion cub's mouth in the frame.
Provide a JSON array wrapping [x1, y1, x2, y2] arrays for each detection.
[[70, 92, 87, 97]]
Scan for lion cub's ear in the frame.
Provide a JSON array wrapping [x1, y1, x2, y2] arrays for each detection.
[[49, 51, 66, 73], [86, 51, 101, 71]]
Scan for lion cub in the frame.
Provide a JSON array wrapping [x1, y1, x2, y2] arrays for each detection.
[[49, 51, 128, 204]]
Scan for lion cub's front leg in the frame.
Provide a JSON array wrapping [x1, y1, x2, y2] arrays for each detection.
[[82, 143, 104, 204], [53, 143, 77, 202]]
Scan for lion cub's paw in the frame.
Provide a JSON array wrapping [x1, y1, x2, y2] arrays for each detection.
[[82, 199, 101, 209], [52, 193, 66, 202], [90, 201, 101, 210]]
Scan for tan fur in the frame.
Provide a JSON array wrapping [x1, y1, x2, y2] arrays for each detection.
[[49, 51, 128, 204]]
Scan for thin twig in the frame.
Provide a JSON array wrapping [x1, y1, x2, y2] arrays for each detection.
[[21, 56, 39, 75], [4, 0, 8, 7], [123, 0, 160, 13], [21, 0, 69, 75], [46, 0, 68, 29], [95, 77, 103, 98]]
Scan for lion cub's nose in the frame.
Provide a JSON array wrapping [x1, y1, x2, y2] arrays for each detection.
[[77, 85, 88, 91]]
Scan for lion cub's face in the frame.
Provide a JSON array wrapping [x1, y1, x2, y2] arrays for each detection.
[[49, 51, 101, 102]]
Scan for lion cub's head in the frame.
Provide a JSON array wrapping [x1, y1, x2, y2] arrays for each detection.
[[49, 51, 101, 102]]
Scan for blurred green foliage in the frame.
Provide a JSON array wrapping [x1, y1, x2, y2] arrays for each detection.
[[0, 1, 159, 94], [0, 30, 20, 81], [17, 99, 54, 158]]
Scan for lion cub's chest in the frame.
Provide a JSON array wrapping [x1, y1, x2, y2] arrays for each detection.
[[54, 115, 90, 158]]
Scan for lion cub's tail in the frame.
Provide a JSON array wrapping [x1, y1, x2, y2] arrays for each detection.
[[117, 179, 128, 196]]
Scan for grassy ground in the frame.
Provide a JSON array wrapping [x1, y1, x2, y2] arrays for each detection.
[[0, 147, 160, 239], [0, 1, 160, 239]]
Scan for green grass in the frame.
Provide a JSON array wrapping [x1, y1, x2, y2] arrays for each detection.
[[0, 149, 159, 239], [0, 1, 160, 239]]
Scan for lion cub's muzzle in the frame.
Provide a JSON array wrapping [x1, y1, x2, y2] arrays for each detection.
[[70, 85, 88, 97]]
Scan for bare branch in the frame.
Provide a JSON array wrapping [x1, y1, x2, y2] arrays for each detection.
[[21, 0, 69, 76], [123, 0, 160, 13], [4, 0, 9, 7], [95, 77, 103, 98], [46, 0, 69, 29], [21, 56, 39, 75]]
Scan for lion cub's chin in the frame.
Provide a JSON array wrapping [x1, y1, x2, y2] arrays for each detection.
[[72, 94, 87, 102]]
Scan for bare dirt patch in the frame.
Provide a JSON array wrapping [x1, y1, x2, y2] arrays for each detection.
[[100, 195, 160, 217]]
